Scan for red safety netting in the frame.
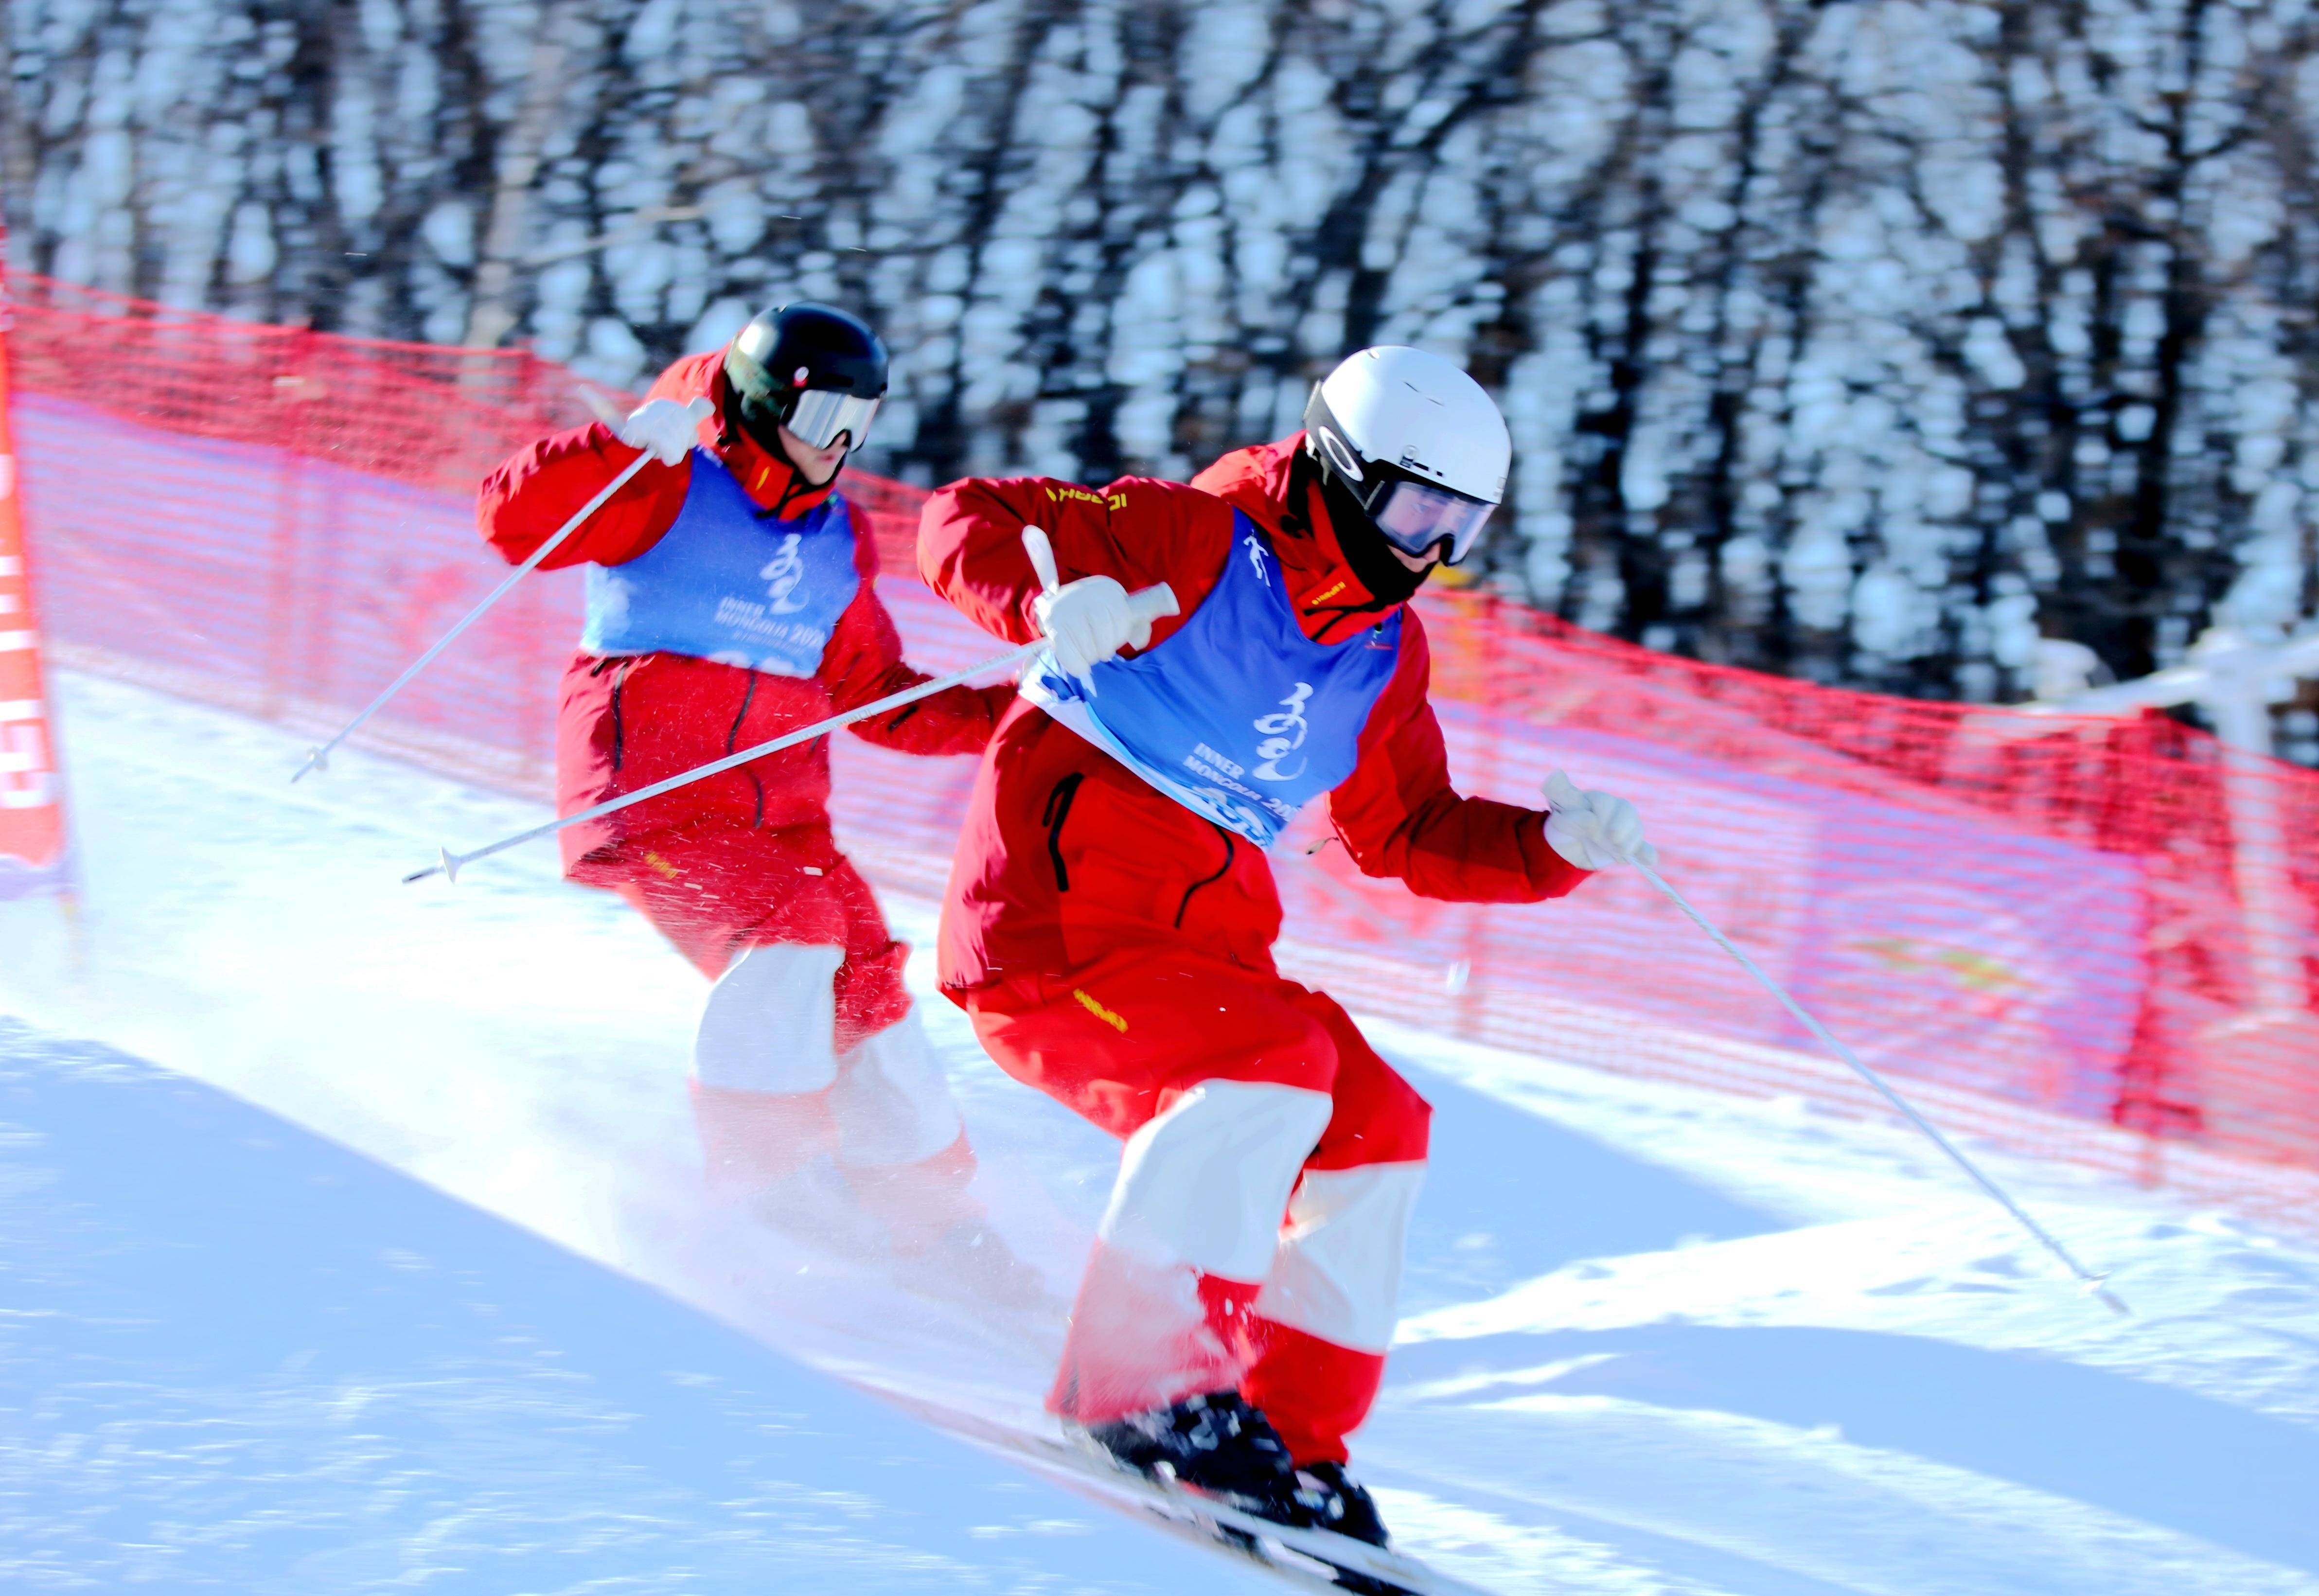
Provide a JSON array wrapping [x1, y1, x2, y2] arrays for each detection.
[[8, 269, 2316, 1235]]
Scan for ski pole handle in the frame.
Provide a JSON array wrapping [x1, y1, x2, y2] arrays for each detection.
[[293, 396, 712, 783], [1023, 524, 1062, 596], [1020, 525, 1177, 624], [1018, 526, 1177, 699], [404, 638, 1043, 885], [1631, 856, 2128, 1315], [1127, 584, 1182, 628]]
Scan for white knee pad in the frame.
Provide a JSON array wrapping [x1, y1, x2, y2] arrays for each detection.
[[1256, 1161, 1425, 1354], [828, 1007, 965, 1170], [1099, 1080, 1333, 1285], [693, 942, 845, 1094]]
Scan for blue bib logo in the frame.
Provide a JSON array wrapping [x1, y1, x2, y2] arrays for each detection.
[[760, 532, 814, 614], [1025, 514, 1400, 848], [582, 452, 859, 677], [1251, 682, 1313, 783]]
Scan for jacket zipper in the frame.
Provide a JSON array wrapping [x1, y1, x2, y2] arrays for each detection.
[[726, 672, 765, 826], [1174, 825, 1237, 928], [606, 663, 632, 772], [1041, 773, 1085, 891]]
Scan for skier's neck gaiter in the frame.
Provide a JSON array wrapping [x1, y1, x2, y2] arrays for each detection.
[[1283, 452, 1429, 639], [711, 372, 842, 522]]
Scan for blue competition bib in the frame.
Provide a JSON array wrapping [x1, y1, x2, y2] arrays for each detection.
[[581, 450, 859, 677], [1024, 513, 1401, 848]]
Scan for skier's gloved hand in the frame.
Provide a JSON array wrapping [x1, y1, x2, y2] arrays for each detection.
[[1543, 769, 1658, 870], [1020, 526, 1180, 692], [1034, 575, 1154, 680], [615, 396, 710, 467]]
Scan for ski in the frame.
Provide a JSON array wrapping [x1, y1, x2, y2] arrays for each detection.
[[923, 1405, 1496, 1596]]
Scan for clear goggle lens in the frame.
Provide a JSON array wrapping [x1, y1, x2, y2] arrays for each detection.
[[1373, 478, 1495, 566], [786, 389, 881, 452]]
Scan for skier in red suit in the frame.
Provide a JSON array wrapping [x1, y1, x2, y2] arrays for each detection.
[[479, 302, 1035, 1299], [919, 348, 1657, 1548]]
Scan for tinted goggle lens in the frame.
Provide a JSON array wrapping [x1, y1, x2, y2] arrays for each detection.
[[1373, 479, 1495, 565], [786, 389, 881, 451]]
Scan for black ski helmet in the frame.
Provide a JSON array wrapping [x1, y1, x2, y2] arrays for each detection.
[[721, 301, 889, 458]]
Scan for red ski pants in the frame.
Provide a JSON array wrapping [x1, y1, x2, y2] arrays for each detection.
[[955, 940, 1430, 1465], [583, 823, 912, 1038], [580, 824, 972, 1241]]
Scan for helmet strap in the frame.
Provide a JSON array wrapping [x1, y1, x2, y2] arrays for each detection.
[[763, 454, 843, 519]]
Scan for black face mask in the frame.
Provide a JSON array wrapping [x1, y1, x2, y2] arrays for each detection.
[[1294, 451, 1431, 611]]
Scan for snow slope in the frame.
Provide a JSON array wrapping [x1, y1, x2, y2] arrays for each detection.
[[3, 670, 2317, 1596], [0, 1020, 1278, 1594]]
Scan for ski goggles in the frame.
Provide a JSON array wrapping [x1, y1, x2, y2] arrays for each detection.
[[784, 387, 881, 453], [1372, 477, 1496, 567]]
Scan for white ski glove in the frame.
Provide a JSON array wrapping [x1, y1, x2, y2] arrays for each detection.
[[1034, 575, 1156, 679], [1543, 769, 1658, 870], [615, 395, 709, 467], [1021, 526, 1179, 691]]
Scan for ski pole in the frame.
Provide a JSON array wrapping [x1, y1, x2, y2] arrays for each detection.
[[403, 639, 1044, 884], [1631, 857, 2129, 1315], [292, 396, 711, 783]]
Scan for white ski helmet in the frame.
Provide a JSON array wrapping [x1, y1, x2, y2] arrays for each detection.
[[1303, 346, 1510, 566]]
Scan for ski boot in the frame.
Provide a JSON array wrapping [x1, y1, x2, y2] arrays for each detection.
[[1293, 1459, 1414, 1594], [1293, 1459, 1390, 1548], [1090, 1399, 1413, 1595], [1085, 1390, 1305, 1521]]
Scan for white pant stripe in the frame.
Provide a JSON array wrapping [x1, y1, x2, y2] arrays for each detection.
[[1100, 1080, 1333, 1284], [692, 941, 963, 1170], [694, 942, 845, 1094], [1255, 1160, 1426, 1354]]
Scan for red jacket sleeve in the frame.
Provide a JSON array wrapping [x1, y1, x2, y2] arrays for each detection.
[[917, 474, 1228, 651], [1328, 612, 1589, 903], [476, 422, 691, 569], [824, 503, 1014, 756]]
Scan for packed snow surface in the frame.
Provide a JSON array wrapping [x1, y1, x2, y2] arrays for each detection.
[[0, 1024, 1279, 1595], [4, 670, 2317, 1595]]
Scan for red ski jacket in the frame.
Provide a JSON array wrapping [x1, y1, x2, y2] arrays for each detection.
[[478, 351, 1012, 869], [918, 433, 1588, 988]]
